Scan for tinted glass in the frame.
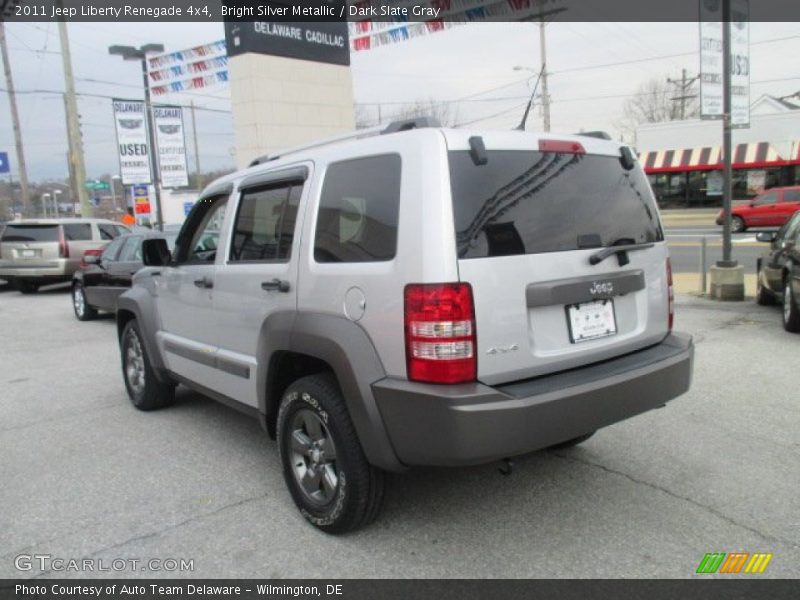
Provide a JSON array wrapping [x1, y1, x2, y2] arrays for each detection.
[[314, 155, 401, 263], [754, 192, 778, 206], [449, 151, 664, 259], [114, 225, 130, 236], [63, 223, 92, 241], [1, 225, 59, 242], [782, 190, 800, 203], [230, 183, 301, 262], [118, 236, 143, 262], [186, 199, 227, 263], [101, 236, 125, 261]]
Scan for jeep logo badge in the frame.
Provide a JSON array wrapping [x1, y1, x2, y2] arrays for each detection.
[[589, 281, 614, 295]]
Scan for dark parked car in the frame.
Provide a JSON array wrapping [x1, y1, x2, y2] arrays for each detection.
[[72, 231, 176, 321], [755, 210, 800, 332], [717, 186, 800, 233]]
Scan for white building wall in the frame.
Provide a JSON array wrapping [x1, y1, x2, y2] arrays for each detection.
[[228, 54, 356, 169], [636, 111, 800, 159]]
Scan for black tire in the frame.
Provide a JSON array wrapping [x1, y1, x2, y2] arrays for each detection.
[[277, 373, 385, 534], [120, 320, 175, 410], [15, 279, 39, 294], [549, 431, 596, 450], [731, 216, 746, 233], [755, 268, 775, 306], [783, 279, 800, 333], [72, 282, 98, 321]]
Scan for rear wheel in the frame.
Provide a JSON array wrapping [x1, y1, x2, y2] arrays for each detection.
[[15, 279, 39, 294], [783, 281, 800, 333], [549, 431, 596, 450], [277, 373, 385, 533], [731, 216, 745, 233], [120, 320, 175, 410], [72, 283, 97, 321]]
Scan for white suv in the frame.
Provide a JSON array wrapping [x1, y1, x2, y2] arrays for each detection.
[[116, 119, 693, 532]]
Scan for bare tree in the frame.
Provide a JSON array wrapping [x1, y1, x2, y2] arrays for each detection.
[[394, 98, 459, 127], [616, 76, 699, 144]]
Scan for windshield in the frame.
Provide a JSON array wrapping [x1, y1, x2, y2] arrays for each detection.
[[449, 151, 664, 259]]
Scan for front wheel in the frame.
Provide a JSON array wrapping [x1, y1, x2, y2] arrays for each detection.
[[277, 373, 384, 534], [120, 320, 175, 410], [72, 283, 98, 321], [783, 281, 800, 333]]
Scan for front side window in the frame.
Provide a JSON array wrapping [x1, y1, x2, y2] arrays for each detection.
[[118, 236, 143, 262], [230, 183, 301, 262], [314, 154, 401, 263], [178, 197, 227, 264], [754, 192, 778, 206]]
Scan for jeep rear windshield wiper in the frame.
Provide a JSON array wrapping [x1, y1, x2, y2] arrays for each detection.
[[589, 239, 654, 266]]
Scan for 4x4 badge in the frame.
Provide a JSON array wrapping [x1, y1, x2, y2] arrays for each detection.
[[589, 281, 614, 295]]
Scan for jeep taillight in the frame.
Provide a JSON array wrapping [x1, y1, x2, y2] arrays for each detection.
[[58, 227, 69, 258], [404, 283, 477, 384], [667, 258, 674, 331]]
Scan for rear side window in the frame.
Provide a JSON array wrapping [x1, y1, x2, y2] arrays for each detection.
[[1, 225, 58, 242], [314, 154, 401, 263], [783, 190, 800, 203], [101, 236, 125, 261], [230, 183, 301, 262], [63, 223, 92, 241], [118, 236, 143, 262], [449, 151, 664, 259]]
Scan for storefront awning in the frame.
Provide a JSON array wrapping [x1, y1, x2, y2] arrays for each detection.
[[638, 142, 800, 173]]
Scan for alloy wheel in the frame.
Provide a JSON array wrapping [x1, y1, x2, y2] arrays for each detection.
[[125, 330, 146, 395], [289, 409, 339, 506]]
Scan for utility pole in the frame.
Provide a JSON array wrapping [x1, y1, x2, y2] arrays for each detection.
[[0, 22, 31, 215], [538, 18, 551, 132], [58, 21, 93, 217], [190, 100, 202, 189], [667, 68, 699, 120]]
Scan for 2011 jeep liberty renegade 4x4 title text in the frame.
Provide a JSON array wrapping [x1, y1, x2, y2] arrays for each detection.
[[116, 119, 693, 533]]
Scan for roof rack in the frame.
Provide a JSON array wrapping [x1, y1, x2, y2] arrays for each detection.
[[248, 116, 441, 167], [574, 131, 612, 140]]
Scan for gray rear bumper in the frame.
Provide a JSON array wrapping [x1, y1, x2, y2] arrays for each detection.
[[372, 332, 693, 467]]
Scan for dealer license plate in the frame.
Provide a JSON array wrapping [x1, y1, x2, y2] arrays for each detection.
[[20, 249, 36, 258], [567, 299, 617, 343]]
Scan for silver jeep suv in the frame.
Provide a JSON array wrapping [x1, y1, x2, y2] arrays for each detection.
[[116, 119, 693, 533]]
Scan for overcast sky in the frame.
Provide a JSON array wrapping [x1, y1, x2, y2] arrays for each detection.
[[1, 21, 799, 182]]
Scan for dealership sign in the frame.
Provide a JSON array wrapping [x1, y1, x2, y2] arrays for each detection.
[[224, 21, 349, 65], [153, 106, 190, 189], [699, 0, 750, 128], [112, 99, 152, 185]]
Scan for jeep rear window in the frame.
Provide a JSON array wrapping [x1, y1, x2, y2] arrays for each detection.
[[1, 225, 59, 243], [449, 151, 663, 259]]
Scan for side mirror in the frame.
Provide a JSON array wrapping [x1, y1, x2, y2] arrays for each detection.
[[142, 238, 171, 266], [755, 231, 777, 243], [83, 253, 99, 265]]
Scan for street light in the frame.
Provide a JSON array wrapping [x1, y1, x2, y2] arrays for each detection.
[[53, 189, 62, 216], [108, 43, 165, 231], [109, 174, 122, 216]]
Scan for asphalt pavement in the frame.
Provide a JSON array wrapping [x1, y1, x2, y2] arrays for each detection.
[[1, 286, 798, 579]]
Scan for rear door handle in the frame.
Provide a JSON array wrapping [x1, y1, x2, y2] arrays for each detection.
[[194, 277, 213, 289], [261, 279, 291, 293]]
